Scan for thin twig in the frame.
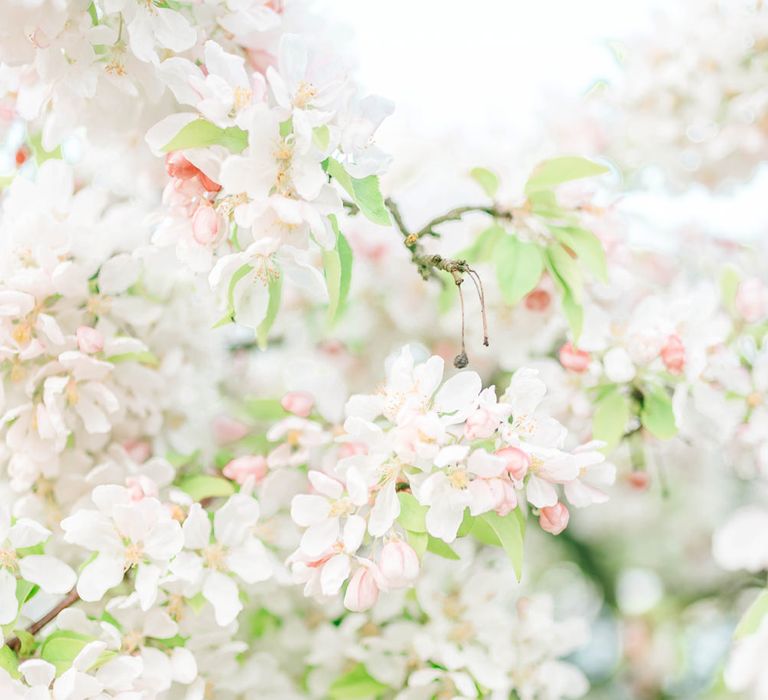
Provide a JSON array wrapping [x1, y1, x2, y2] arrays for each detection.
[[6, 588, 80, 652]]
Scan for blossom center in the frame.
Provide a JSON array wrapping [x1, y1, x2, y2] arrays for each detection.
[[448, 468, 469, 490], [124, 542, 144, 568], [122, 630, 144, 654], [0, 548, 18, 571], [233, 86, 252, 112], [294, 81, 317, 109], [328, 499, 355, 517], [203, 543, 228, 571]]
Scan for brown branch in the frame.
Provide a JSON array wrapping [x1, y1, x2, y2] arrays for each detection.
[[6, 588, 80, 653], [342, 195, 511, 366]]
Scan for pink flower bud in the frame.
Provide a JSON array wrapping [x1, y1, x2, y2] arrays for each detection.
[[660, 334, 685, 375], [559, 342, 591, 373], [464, 408, 497, 440], [338, 442, 367, 458], [344, 566, 380, 611], [197, 171, 222, 193], [525, 288, 551, 312], [213, 416, 249, 444], [76, 326, 104, 354], [192, 204, 220, 245], [379, 540, 420, 588], [495, 447, 531, 481], [493, 478, 518, 516], [628, 471, 650, 491], [123, 439, 151, 464], [539, 503, 570, 535], [281, 391, 314, 418], [223, 455, 268, 485], [735, 278, 767, 323], [126, 476, 159, 501], [165, 152, 200, 180]]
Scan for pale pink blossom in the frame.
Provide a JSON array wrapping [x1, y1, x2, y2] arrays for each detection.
[[559, 342, 590, 373], [539, 503, 570, 535], [281, 391, 314, 418], [379, 540, 419, 588], [223, 455, 268, 485], [76, 326, 104, 354], [344, 563, 381, 611]]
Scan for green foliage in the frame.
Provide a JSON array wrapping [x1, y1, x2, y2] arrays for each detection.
[[524, 156, 609, 195], [469, 167, 500, 198], [323, 215, 354, 324], [640, 387, 678, 440], [162, 119, 248, 153], [720, 265, 741, 313], [735, 590, 768, 639], [177, 474, 235, 501], [243, 398, 288, 421], [396, 493, 426, 533], [326, 159, 390, 226], [552, 226, 608, 282], [592, 388, 630, 450], [0, 645, 19, 679], [15, 579, 39, 606], [312, 125, 330, 150], [28, 133, 62, 164], [545, 245, 585, 339], [406, 529, 428, 557], [460, 225, 504, 264], [477, 510, 526, 580], [40, 630, 99, 674], [426, 536, 460, 560], [328, 663, 389, 700], [495, 235, 545, 305], [256, 276, 282, 350], [106, 351, 160, 367]]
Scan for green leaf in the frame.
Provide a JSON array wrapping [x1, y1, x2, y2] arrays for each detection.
[[406, 530, 428, 557], [397, 493, 426, 533], [561, 291, 584, 342], [312, 125, 330, 151], [456, 511, 476, 538], [545, 244, 585, 340], [328, 663, 389, 700], [552, 226, 608, 282], [40, 630, 94, 674], [527, 189, 562, 218], [14, 629, 35, 656], [15, 579, 39, 606], [478, 510, 525, 580], [495, 235, 544, 305], [323, 216, 353, 324], [592, 388, 630, 450], [243, 398, 288, 421], [28, 133, 62, 164], [545, 244, 583, 303], [177, 475, 235, 502], [106, 351, 160, 367], [721, 265, 740, 312], [459, 225, 504, 264], [640, 387, 678, 440], [326, 159, 390, 226], [469, 167, 499, 198], [249, 608, 282, 639], [426, 536, 460, 560], [256, 275, 282, 350], [735, 590, 768, 639], [162, 119, 248, 153], [524, 156, 609, 195], [0, 646, 19, 679]]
